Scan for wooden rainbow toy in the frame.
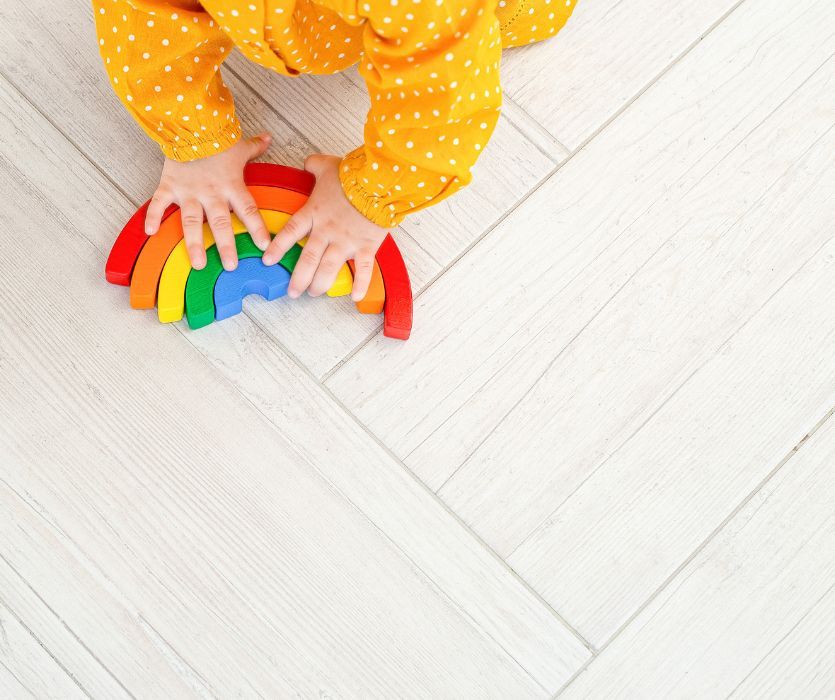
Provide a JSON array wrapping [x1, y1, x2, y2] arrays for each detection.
[[105, 163, 413, 339]]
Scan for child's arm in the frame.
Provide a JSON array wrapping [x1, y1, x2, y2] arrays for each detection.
[[93, 0, 270, 270], [341, 0, 503, 228], [262, 0, 502, 299]]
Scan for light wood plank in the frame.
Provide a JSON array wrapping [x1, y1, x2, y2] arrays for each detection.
[[438, 53, 835, 556], [0, 557, 131, 699], [558, 414, 835, 698], [0, 599, 88, 700], [729, 585, 835, 700], [501, 0, 744, 148], [508, 227, 835, 644], [0, 76, 589, 694], [327, 0, 834, 504]]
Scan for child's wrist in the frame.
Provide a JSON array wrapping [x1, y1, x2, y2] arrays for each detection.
[[339, 149, 403, 228], [159, 123, 243, 162]]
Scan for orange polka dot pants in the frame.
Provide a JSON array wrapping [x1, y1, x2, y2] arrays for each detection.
[[497, 0, 578, 47]]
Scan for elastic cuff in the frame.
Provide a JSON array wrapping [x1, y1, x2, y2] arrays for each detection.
[[339, 148, 403, 228], [159, 122, 243, 162]]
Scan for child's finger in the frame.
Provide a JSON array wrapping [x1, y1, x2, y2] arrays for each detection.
[[288, 236, 328, 298], [230, 187, 271, 251], [181, 199, 207, 270], [145, 187, 173, 235], [262, 206, 313, 266], [350, 249, 376, 302], [307, 244, 347, 297], [203, 199, 238, 271]]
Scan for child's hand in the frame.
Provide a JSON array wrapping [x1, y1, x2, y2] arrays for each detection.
[[262, 154, 389, 302], [144, 133, 274, 271]]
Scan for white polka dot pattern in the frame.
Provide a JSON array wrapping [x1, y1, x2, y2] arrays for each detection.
[[94, 0, 577, 226]]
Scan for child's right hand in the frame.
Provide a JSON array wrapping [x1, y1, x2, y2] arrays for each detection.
[[144, 133, 273, 271]]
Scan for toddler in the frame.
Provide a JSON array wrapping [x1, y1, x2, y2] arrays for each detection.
[[95, 0, 575, 301]]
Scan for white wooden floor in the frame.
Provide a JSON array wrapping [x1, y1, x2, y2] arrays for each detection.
[[1, 0, 834, 697]]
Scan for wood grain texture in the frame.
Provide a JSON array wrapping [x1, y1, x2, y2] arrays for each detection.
[[326, 0, 835, 512], [0, 75, 589, 695], [0, 556, 131, 699], [442, 48, 835, 558], [0, 155, 550, 698], [729, 585, 835, 700], [559, 414, 835, 698], [0, 597, 89, 700], [509, 221, 835, 644], [501, 0, 744, 148]]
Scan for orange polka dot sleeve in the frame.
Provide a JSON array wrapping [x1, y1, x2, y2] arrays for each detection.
[[339, 0, 503, 227], [93, 0, 241, 161]]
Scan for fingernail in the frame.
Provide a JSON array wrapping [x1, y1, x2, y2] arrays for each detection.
[[288, 289, 299, 299], [256, 239, 269, 252], [223, 260, 237, 271], [262, 254, 275, 265], [145, 225, 154, 234]]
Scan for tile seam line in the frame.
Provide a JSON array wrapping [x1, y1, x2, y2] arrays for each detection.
[[1, 475, 199, 700], [501, 94, 571, 162], [323, 0, 749, 382], [503, 116, 835, 560], [413, 0, 751, 302], [550, 403, 835, 699], [0, 68, 138, 212], [0, 67, 327, 384], [0, 597, 93, 699], [725, 581, 835, 699], [226, 310, 595, 679], [0, 658, 36, 699], [0, 551, 133, 700]]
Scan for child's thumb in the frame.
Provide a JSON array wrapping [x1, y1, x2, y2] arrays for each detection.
[[246, 133, 272, 160]]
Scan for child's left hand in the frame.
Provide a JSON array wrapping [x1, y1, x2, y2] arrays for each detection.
[[262, 154, 389, 302]]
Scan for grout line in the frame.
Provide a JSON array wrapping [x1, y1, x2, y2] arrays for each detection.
[[325, 0, 751, 437], [0, 596, 94, 700], [503, 121, 835, 559], [725, 580, 835, 699], [319, 319, 384, 383], [551, 404, 835, 698], [404, 0, 750, 311], [501, 95, 571, 162], [220, 311, 596, 658], [170, 315, 587, 694], [2, 1, 758, 685], [226, 60, 320, 155], [0, 68, 139, 213], [0, 552, 135, 700]]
